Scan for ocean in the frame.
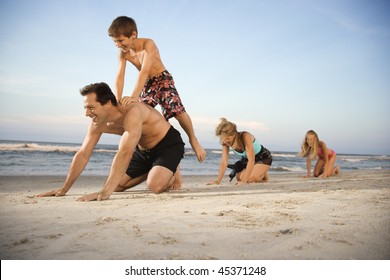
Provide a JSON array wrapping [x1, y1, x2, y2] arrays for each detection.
[[0, 139, 389, 176]]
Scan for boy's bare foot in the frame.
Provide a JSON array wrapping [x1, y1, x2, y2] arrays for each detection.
[[190, 139, 207, 162]]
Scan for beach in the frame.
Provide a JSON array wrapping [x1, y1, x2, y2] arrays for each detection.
[[0, 170, 389, 260]]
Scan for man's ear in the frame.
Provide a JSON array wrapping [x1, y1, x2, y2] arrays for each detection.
[[104, 100, 113, 108]]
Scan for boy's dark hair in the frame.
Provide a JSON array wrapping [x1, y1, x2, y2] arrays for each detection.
[[108, 16, 138, 38], [80, 82, 117, 106]]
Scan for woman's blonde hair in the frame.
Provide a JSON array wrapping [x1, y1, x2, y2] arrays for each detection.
[[215, 118, 237, 137], [299, 130, 319, 160]]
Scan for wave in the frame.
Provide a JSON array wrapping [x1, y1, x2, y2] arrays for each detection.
[[340, 158, 365, 163], [0, 143, 79, 152], [0, 143, 116, 153], [209, 150, 241, 155], [272, 153, 299, 158], [94, 148, 116, 153], [271, 166, 305, 172], [210, 150, 300, 158], [339, 155, 390, 162], [185, 150, 236, 156]]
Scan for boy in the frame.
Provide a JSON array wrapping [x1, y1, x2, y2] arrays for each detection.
[[108, 16, 206, 163]]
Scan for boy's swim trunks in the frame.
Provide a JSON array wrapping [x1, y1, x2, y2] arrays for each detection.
[[140, 70, 186, 120]]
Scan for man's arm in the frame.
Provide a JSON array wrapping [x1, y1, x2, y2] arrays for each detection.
[[78, 106, 143, 201], [37, 123, 101, 197]]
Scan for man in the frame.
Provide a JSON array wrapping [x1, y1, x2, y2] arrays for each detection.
[[37, 82, 184, 202]]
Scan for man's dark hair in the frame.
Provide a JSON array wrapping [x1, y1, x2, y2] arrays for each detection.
[[80, 82, 117, 106]]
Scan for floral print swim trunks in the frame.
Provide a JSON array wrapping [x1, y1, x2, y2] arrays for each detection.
[[139, 70, 186, 120]]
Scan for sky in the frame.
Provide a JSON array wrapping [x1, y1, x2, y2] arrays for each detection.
[[0, 0, 389, 155]]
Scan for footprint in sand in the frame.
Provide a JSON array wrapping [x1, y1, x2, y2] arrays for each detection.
[[95, 217, 120, 225]]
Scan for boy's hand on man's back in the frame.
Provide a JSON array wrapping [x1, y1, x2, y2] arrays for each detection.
[[120, 96, 138, 106]]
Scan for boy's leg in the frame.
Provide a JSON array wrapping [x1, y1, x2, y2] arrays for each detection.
[[144, 71, 205, 162], [175, 112, 206, 162]]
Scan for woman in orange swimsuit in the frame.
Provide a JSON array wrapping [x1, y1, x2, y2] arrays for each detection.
[[299, 130, 340, 178]]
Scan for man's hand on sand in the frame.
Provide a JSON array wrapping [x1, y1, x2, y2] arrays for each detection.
[[36, 188, 66, 197], [77, 191, 110, 202]]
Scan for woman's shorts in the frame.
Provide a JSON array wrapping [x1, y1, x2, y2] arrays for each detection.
[[227, 146, 273, 181]]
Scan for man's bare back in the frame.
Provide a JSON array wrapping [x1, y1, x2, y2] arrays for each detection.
[[91, 101, 171, 150]]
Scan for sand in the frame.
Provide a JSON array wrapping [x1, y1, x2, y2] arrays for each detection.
[[0, 170, 389, 260]]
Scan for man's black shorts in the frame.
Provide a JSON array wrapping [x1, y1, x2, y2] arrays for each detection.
[[126, 126, 185, 178]]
